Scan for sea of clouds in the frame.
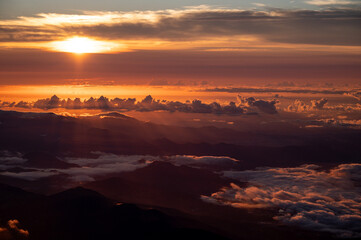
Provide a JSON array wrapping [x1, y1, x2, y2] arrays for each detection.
[[202, 164, 361, 238]]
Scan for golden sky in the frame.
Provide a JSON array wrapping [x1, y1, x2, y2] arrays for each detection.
[[0, 6, 360, 86]]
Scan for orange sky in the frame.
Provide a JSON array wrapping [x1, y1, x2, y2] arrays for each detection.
[[0, 7, 360, 87]]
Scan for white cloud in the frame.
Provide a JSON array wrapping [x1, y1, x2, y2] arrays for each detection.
[[0, 153, 243, 182], [253, 3, 266, 7], [306, 0, 353, 5], [0, 171, 59, 180], [65, 153, 158, 167], [58, 154, 159, 181], [62, 154, 241, 181], [0, 152, 27, 166], [202, 164, 361, 238]]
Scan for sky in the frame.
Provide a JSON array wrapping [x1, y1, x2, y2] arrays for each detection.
[[0, 0, 347, 18], [0, 0, 360, 88], [1, 1, 361, 238]]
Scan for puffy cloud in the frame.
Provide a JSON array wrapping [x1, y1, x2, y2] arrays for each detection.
[[202, 164, 361, 238], [286, 99, 310, 112], [14, 101, 31, 109], [286, 98, 328, 112], [0, 219, 30, 239], [0, 101, 15, 108], [345, 91, 361, 101], [311, 98, 328, 110], [237, 96, 278, 114], [7, 220, 29, 237], [286, 98, 361, 113], [33, 95, 61, 109], [314, 118, 361, 128], [2, 95, 255, 115]]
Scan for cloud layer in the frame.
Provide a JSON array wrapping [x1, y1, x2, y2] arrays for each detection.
[[237, 96, 278, 114], [286, 98, 329, 112], [0, 6, 361, 47], [1, 150, 361, 237], [0, 219, 29, 239], [0, 153, 240, 182], [203, 86, 358, 95], [0, 95, 279, 115], [202, 164, 361, 238]]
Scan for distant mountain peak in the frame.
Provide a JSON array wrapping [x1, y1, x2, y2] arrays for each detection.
[[97, 112, 135, 120]]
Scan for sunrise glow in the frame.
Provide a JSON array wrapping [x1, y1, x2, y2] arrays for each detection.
[[51, 36, 117, 53], [0, 1, 360, 239]]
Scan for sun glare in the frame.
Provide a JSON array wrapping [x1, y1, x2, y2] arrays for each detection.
[[51, 36, 117, 54]]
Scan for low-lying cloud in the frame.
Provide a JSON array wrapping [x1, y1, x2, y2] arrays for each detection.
[[168, 155, 240, 168], [0, 153, 241, 182], [286, 98, 361, 113], [203, 86, 359, 95], [7, 220, 29, 237], [0, 95, 279, 115], [62, 154, 159, 182], [202, 164, 361, 238], [286, 98, 329, 112], [346, 91, 361, 101], [237, 96, 278, 114], [0, 219, 29, 239], [0, 151, 27, 170], [1, 151, 361, 237]]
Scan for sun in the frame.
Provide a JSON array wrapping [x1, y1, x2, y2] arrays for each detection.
[[51, 36, 116, 54]]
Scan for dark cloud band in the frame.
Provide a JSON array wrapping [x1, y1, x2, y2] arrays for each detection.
[[1, 7, 361, 46]]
